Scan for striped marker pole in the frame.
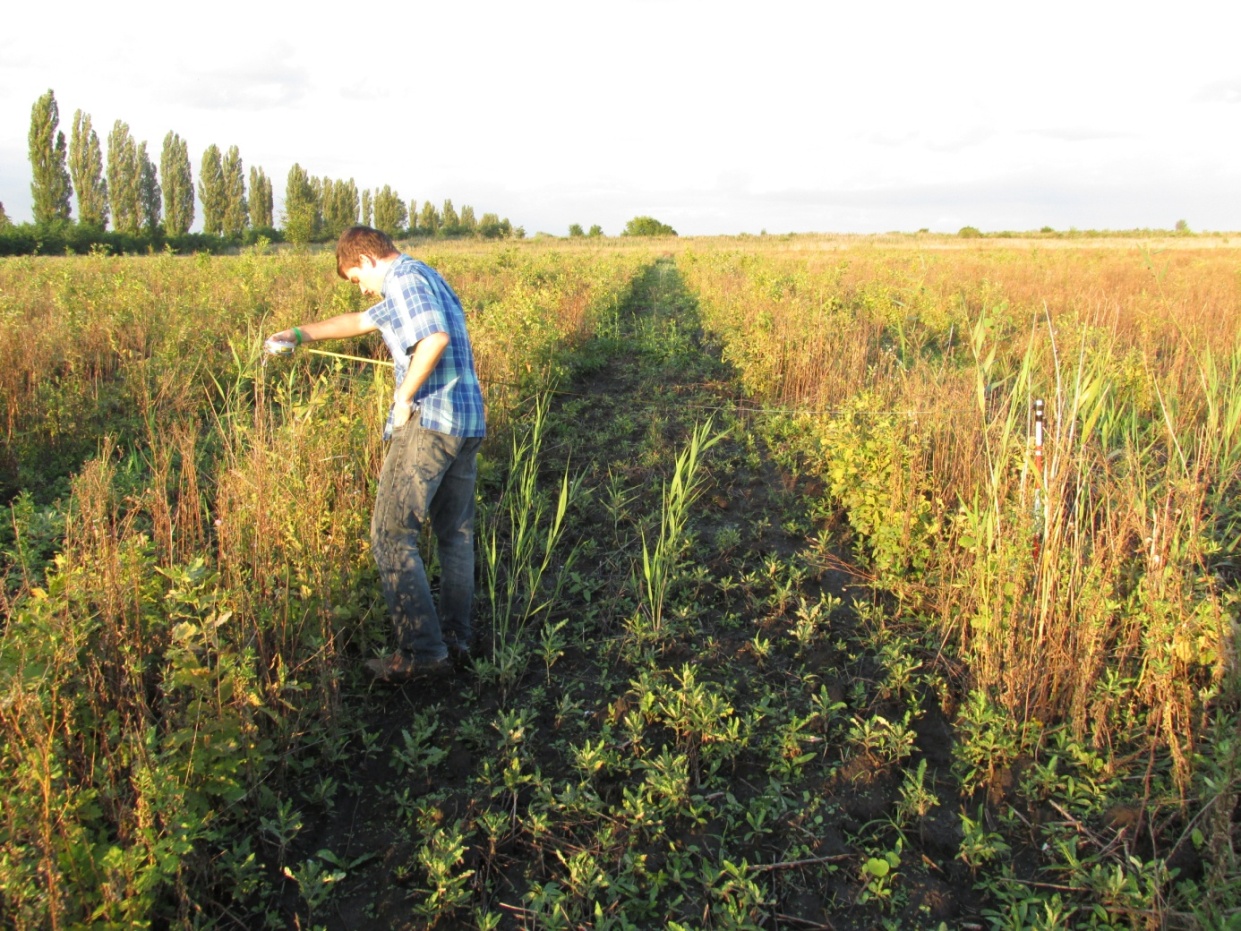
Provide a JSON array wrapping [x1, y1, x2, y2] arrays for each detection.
[[1033, 398, 1045, 561]]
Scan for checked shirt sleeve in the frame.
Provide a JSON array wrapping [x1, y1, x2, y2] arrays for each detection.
[[389, 270, 450, 350]]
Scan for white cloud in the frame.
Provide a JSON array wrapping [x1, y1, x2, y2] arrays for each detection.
[[163, 50, 310, 112], [1196, 78, 1241, 104]]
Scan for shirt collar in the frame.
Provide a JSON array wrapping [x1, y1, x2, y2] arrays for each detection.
[[380, 254, 410, 297]]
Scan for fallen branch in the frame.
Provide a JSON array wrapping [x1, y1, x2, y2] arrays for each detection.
[[772, 912, 836, 930], [749, 853, 852, 873]]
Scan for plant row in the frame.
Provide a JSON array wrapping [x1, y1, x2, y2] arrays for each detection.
[[0, 245, 651, 927], [678, 243, 1241, 926]]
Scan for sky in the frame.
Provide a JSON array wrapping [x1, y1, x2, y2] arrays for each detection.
[[2, 0, 1239, 237]]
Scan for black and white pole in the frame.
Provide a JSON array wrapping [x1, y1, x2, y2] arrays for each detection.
[[1033, 398, 1045, 560]]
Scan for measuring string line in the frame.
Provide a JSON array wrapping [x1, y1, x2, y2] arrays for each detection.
[[291, 348, 980, 419]]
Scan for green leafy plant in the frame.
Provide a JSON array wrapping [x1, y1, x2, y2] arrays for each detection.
[[895, 758, 939, 826], [858, 842, 902, 906], [391, 708, 449, 777], [415, 821, 475, 919], [957, 805, 1010, 871]]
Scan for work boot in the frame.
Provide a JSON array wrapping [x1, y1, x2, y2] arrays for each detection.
[[444, 637, 473, 670], [364, 652, 449, 684]]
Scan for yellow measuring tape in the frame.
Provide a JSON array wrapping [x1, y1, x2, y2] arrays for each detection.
[[304, 347, 394, 368]]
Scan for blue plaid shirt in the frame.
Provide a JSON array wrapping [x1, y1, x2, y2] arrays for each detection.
[[363, 255, 486, 439]]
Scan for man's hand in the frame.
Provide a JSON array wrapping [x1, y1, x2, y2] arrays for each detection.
[[264, 330, 297, 355], [392, 396, 414, 429]]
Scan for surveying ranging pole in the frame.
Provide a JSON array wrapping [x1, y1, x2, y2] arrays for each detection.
[[1032, 398, 1045, 560]]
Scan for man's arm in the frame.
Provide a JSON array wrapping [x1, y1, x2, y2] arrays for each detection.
[[391, 331, 449, 428], [269, 311, 376, 346]]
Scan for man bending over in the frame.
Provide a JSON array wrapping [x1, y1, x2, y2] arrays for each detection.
[[267, 225, 486, 682]]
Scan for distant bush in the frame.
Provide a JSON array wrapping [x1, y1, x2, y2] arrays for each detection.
[[242, 226, 284, 247], [957, 226, 983, 239], [623, 216, 677, 237]]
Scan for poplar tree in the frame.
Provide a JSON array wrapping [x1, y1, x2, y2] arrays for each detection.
[[341, 180, 359, 230], [373, 185, 406, 237], [476, 213, 511, 238], [198, 145, 226, 235], [160, 132, 194, 236], [361, 189, 373, 227], [28, 90, 73, 224], [283, 163, 319, 244], [459, 205, 477, 234], [70, 110, 108, 228], [319, 177, 334, 226], [310, 176, 325, 225], [221, 146, 247, 237], [107, 121, 142, 234], [137, 142, 161, 232], [322, 178, 358, 239], [419, 200, 439, 236], [441, 199, 459, 233], [0, 202, 10, 229], [248, 166, 273, 229], [319, 178, 337, 238], [408, 200, 418, 233], [479, 212, 502, 238]]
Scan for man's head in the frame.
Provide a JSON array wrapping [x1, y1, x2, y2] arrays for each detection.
[[336, 226, 400, 296]]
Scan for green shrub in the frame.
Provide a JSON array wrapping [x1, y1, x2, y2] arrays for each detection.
[[623, 216, 677, 237]]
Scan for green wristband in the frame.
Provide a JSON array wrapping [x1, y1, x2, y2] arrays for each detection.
[[293, 326, 304, 346]]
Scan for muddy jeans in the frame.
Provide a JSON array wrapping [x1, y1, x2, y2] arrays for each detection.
[[371, 420, 482, 663]]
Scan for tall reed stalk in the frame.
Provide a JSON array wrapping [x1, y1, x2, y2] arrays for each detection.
[[633, 420, 725, 640], [480, 390, 582, 646]]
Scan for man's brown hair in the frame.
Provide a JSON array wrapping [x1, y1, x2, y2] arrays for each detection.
[[336, 226, 399, 279]]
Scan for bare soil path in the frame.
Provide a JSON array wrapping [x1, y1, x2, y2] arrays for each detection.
[[269, 258, 979, 930]]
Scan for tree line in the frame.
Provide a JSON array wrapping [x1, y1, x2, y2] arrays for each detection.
[[283, 165, 519, 244], [2, 90, 522, 255]]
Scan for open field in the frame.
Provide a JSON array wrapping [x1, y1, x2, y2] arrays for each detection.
[[1, 237, 1238, 929]]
